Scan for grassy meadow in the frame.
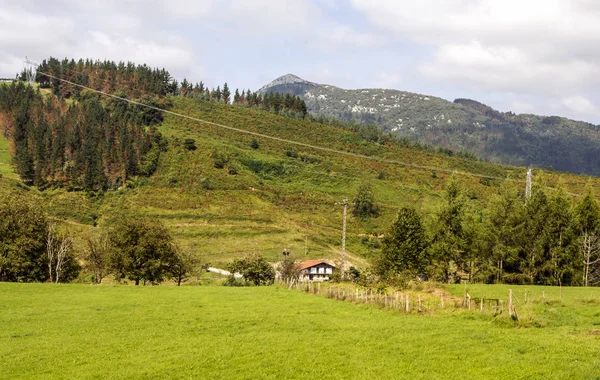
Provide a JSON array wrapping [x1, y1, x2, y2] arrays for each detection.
[[1, 283, 599, 379]]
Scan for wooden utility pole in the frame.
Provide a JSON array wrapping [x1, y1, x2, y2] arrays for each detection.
[[304, 235, 308, 256], [525, 168, 532, 199], [339, 198, 348, 278]]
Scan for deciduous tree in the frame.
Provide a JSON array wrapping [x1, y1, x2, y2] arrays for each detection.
[[109, 217, 177, 285]]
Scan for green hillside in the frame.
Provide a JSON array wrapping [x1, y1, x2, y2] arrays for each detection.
[[260, 74, 600, 176], [3, 88, 600, 270]]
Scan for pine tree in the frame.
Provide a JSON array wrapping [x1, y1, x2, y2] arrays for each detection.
[[430, 175, 468, 282], [544, 188, 576, 285], [13, 101, 35, 185], [222, 83, 231, 104], [376, 207, 428, 278], [352, 182, 378, 219], [487, 180, 524, 283]]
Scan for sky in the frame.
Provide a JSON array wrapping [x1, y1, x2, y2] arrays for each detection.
[[2, 0, 600, 123]]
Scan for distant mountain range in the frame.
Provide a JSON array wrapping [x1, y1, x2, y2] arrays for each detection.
[[259, 74, 600, 176]]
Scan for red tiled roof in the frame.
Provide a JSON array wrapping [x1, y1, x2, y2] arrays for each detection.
[[299, 260, 335, 271]]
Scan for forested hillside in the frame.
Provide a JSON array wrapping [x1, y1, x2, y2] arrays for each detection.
[[1, 58, 600, 287], [0, 82, 166, 190], [259, 74, 600, 176]]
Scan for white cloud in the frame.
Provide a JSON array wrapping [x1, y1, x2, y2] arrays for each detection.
[[317, 25, 381, 49], [371, 71, 402, 89], [350, 0, 600, 120], [0, 2, 205, 80], [562, 95, 600, 118]]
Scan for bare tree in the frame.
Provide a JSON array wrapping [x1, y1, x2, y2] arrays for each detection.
[[574, 191, 600, 286], [170, 246, 201, 286], [83, 231, 111, 285], [54, 237, 72, 283], [581, 233, 600, 286], [46, 224, 73, 283], [46, 226, 57, 283]]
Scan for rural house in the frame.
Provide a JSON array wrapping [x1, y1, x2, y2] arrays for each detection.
[[299, 260, 335, 281]]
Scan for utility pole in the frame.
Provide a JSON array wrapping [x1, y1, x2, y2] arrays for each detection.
[[525, 168, 532, 199], [304, 235, 308, 256], [24, 57, 36, 85], [336, 198, 349, 278]]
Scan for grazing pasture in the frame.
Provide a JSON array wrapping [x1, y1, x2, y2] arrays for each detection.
[[1, 283, 599, 379]]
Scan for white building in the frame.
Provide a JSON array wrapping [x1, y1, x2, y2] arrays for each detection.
[[298, 260, 335, 282]]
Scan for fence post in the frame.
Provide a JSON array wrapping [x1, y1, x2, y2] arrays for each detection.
[[480, 297, 483, 312], [441, 294, 445, 308], [405, 294, 410, 313], [508, 289, 513, 318]]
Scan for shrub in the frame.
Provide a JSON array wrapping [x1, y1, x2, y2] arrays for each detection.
[[227, 253, 275, 286], [212, 149, 230, 169], [183, 138, 197, 151]]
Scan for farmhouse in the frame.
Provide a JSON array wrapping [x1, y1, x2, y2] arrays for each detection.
[[299, 260, 335, 281]]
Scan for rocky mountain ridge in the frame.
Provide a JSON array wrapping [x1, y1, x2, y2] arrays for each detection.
[[259, 74, 600, 176]]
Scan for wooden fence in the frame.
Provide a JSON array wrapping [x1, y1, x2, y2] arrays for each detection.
[[280, 278, 520, 320]]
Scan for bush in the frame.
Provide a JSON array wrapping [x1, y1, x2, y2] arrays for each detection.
[[352, 183, 379, 219], [227, 253, 275, 286], [212, 149, 230, 169], [227, 163, 239, 175], [222, 276, 248, 287], [183, 139, 197, 151]]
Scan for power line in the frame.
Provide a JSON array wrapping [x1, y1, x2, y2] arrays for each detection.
[[23, 60, 515, 180], [22, 59, 590, 198]]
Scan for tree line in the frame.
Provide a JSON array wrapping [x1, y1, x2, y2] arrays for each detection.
[[23, 57, 308, 119], [374, 176, 600, 286], [0, 193, 199, 285], [178, 80, 308, 118], [0, 81, 166, 191]]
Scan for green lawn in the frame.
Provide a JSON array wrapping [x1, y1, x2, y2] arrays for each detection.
[[1, 283, 599, 379]]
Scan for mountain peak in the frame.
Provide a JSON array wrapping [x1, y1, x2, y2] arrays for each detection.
[[258, 74, 316, 93]]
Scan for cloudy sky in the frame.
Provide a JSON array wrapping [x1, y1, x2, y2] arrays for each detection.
[[2, 0, 600, 123]]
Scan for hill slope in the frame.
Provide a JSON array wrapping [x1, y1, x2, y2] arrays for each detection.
[[259, 75, 600, 176], [4, 88, 600, 268]]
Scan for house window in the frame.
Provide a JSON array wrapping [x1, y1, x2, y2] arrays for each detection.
[[326, 268, 332, 274], [310, 267, 317, 274]]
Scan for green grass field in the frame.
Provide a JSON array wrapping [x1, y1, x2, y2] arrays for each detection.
[[1, 283, 599, 379]]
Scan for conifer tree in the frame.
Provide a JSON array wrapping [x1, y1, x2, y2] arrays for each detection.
[[222, 83, 231, 104], [545, 188, 576, 285], [352, 182, 378, 219], [376, 207, 428, 278], [430, 175, 468, 282]]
